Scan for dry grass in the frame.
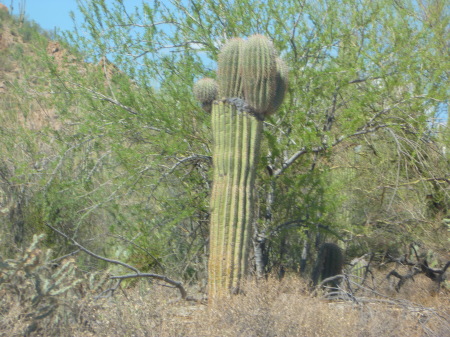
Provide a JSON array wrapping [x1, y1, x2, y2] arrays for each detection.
[[56, 273, 448, 337], [1, 270, 449, 336]]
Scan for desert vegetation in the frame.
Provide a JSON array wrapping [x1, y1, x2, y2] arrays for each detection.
[[0, 0, 449, 335]]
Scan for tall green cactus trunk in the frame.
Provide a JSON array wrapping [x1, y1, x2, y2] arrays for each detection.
[[193, 35, 288, 301], [208, 101, 262, 299]]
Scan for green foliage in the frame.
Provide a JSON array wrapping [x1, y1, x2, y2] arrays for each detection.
[[0, 0, 448, 293]]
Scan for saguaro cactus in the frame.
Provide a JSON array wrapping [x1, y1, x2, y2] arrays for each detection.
[[312, 243, 344, 290], [194, 35, 288, 300]]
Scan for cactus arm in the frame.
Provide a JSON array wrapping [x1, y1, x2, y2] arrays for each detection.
[[270, 57, 289, 114], [218, 38, 244, 98], [241, 35, 277, 115], [234, 115, 262, 288]]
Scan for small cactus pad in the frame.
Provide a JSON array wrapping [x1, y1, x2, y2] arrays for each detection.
[[218, 38, 244, 98], [241, 35, 277, 115]]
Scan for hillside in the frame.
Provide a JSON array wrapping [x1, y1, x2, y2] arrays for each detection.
[[0, 4, 125, 129], [0, 4, 71, 129], [0, 5, 129, 241]]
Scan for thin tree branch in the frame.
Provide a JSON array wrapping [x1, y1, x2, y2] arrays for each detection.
[[274, 124, 391, 177], [50, 249, 80, 264], [46, 223, 188, 299], [150, 154, 211, 192], [109, 233, 165, 272], [68, 82, 171, 134]]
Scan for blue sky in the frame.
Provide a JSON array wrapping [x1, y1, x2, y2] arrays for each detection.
[[5, 0, 79, 32], [3, 0, 142, 33]]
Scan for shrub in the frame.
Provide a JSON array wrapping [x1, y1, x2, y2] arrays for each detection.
[[0, 234, 83, 336]]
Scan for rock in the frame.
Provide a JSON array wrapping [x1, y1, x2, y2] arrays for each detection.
[[47, 41, 60, 54]]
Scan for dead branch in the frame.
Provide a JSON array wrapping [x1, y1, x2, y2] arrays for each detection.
[[273, 123, 392, 177], [109, 233, 165, 273], [387, 269, 421, 292], [318, 274, 346, 288], [386, 254, 450, 292], [46, 223, 188, 300]]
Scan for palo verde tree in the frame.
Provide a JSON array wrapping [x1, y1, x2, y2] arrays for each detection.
[[194, 35, 288, 298], [63, 0, 448, 277], [4, 0, 448, 292]]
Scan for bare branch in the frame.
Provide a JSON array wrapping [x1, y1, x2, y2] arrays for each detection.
[[45, 137, 98, 190], [110, 273, 186, 299], [50, 249, 80, 264], [47, 224, 139, 273], [319, 274, 345, 287], [274, 124, 390, 177], [150, 154, 211, 193], [67, 82, 171, 134], [110, 233, 165, 272], [46, 223, 188, 299]]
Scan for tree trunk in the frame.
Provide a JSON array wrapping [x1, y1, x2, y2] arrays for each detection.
[[253, 233, 267, 279]]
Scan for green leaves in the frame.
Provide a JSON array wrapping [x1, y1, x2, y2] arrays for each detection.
[[2, 0, 448, 286]]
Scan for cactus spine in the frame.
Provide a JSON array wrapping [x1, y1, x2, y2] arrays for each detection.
[[271, 57, 289, 113], [194, 35, 287, 300], [209, 101, 262, 298], [218, 38, 244, 98]]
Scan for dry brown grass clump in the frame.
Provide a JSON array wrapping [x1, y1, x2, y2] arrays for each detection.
[[73, 275, 449, 337]]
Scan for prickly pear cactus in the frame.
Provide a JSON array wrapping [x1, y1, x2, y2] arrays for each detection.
[[312, 243, 344, 289], [193, 35, 288, 300]]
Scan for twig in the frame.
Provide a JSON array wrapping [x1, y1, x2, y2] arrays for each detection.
[[50, 249, 80, 264], [46, 224, 188, 299], [273, 124, 391, 177], [109, 233, 165, 272]]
